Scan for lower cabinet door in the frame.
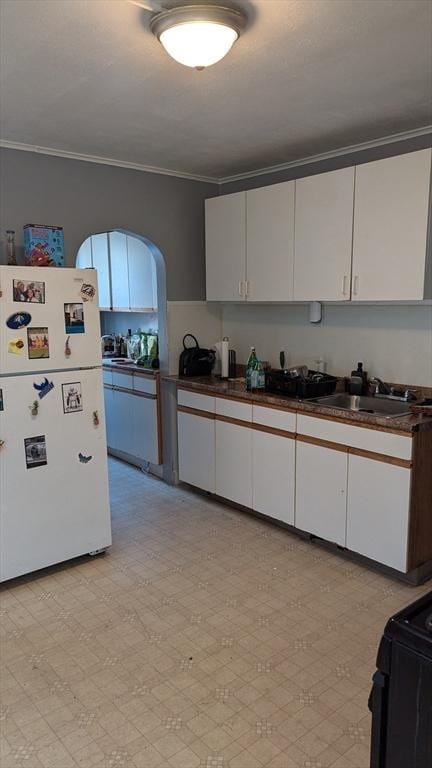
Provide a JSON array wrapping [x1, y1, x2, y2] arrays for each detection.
[[346, 454, 410, 572], [295, 441, 348, 545], [216, 421, 252, 507], [178, 411, 215, 492], [104, 386, 114, 450], [132, 395, 159, 465], [111, 389, 134, 455], [252, 430, 295, 524]]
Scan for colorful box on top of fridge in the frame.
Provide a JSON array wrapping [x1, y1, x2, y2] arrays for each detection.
[[23, 224, 65, 267]]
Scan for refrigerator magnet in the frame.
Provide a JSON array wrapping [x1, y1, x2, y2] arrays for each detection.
[[0, 389, 3, 411], [29, 400, 39, 417], [6, 311, 32, 329], [33, 377, 54, 399], [64, 303, 85, 334], [8, 338, 25, 355], [13, 279, 45, 304], [78, 452, 92, 463], [24, 435, 47, 469], [62, 382, 82, 413], [80, 283, 95, 302], [92, 410, 99, 426], [65, 336, 71, 357], [27, 327, 49, 359]]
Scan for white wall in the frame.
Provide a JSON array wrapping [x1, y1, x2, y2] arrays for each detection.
[[167, 301, 222, 375], [100, 311, 158, 337], [221, 303, 432, 386]]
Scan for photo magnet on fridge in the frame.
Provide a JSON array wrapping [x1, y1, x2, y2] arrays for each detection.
[[13, 279, 45, 304], [6, 311, 32, 329], [8, 338, 25, 355], [24, 435, 47, 469], [62, 382, 83, 413], [64, 303, 85, 334], [27, 327, 50, 359], [33, 377, 54, 399]]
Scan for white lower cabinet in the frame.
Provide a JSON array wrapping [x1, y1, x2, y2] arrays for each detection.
[[252, 430, 295, 524], [216, 421, 252, 507], [178, 411, 215, 493], [133, 396, 159, 465], [346, 454, 410, 572], [105, 386, 160, 464], [295, 441, 348, 546]]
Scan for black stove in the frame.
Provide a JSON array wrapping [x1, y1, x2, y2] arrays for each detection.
[[369, 591, 432, 768]]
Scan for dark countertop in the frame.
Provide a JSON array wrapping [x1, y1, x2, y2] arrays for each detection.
[[103, 359, 159, 378], [163, 374, 432, 434]]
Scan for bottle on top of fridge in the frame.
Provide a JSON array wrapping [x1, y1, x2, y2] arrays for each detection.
[[6, 230, 17, 266], [246, 347, 258, 392]]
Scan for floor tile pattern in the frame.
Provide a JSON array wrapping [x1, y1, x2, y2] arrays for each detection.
[[1, 458, 429, 767]]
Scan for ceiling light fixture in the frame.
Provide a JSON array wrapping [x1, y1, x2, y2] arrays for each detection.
[[149, 4, 247, 70]]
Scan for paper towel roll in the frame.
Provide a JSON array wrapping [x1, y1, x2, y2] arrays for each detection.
[[221, 337, 229, 378]]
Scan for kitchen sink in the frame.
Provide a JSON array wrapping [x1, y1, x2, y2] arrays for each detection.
[[309, 393, 412, 418]]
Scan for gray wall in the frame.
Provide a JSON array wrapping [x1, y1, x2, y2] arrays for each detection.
[[220, 133, 432, 193], [0, 148, 217, 300]]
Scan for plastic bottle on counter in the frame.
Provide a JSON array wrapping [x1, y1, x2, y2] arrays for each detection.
[[246, 347, 258, 392]]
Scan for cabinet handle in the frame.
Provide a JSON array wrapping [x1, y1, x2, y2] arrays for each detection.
[[238, 281, 243, 297], [353, 275, 359, 296], [245, 280, 250, 297], [342, 275, 348, 297]]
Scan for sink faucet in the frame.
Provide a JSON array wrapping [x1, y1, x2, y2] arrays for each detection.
[[369, 377, 391, 396]]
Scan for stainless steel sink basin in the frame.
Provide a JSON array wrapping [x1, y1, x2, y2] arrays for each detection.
[[309, 393, 411, 418]]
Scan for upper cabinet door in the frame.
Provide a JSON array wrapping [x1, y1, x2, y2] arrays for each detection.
[[294, 167, 355, 301], [205, 192, 247, 301], [91, 233, 111, 310], [76, 237, 92, 269], [109, 231, 130, 310], [127, 237, 157, 311], [352, 149, 431, 300], [246, 181, 295, 301]]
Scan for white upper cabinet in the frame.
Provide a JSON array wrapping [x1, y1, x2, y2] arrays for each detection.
[[76, 237, 92, 268], [205, 192, 247, 301], [294, 167, 355, 301], [352, 149, 432, 300], [91, 233, 111, 310], [127, 236, 157, 311], [246, 181, 295, 301], [109, 231, 130, 311]]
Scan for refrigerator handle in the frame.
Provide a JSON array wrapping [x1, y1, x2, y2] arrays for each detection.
[[369, 670, 389, 768]]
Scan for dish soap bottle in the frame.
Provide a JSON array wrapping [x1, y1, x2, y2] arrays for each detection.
[[349, 362, 368, 395], [246, 347, 258, 392]]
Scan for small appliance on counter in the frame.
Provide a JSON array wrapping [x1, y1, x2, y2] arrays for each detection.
[[101, 334, 116, 358], [179, 334, 215, 377], [369, 591, 432, 768], [265, 367, 338, 399]]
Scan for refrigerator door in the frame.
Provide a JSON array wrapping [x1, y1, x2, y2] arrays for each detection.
[[0, 266, 102, 375], [0, 368, 111, 581]]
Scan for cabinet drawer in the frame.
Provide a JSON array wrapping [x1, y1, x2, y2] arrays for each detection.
[[216, 397, 252, 422], [112, 371, 133, 390], [253, 404, 296, 433], [103, 369, 113, 386], [178, 389, 215, 413], [133, 375, 156, 396], [297, 414, 412, 461]]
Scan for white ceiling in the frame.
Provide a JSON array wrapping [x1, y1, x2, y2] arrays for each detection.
[[0, 0, 431, 180]]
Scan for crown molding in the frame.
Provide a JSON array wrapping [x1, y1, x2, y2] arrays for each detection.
[[0, 140, 218, 184], [217, 125, 432, 184], [1, 126, 431, 186]]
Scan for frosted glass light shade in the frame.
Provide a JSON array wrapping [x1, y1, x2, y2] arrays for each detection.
[[160, 22, 238, 68], [150, 5, 246, 69]]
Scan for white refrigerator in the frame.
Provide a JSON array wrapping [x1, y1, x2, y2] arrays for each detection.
[[0, 265, 112, 581]]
